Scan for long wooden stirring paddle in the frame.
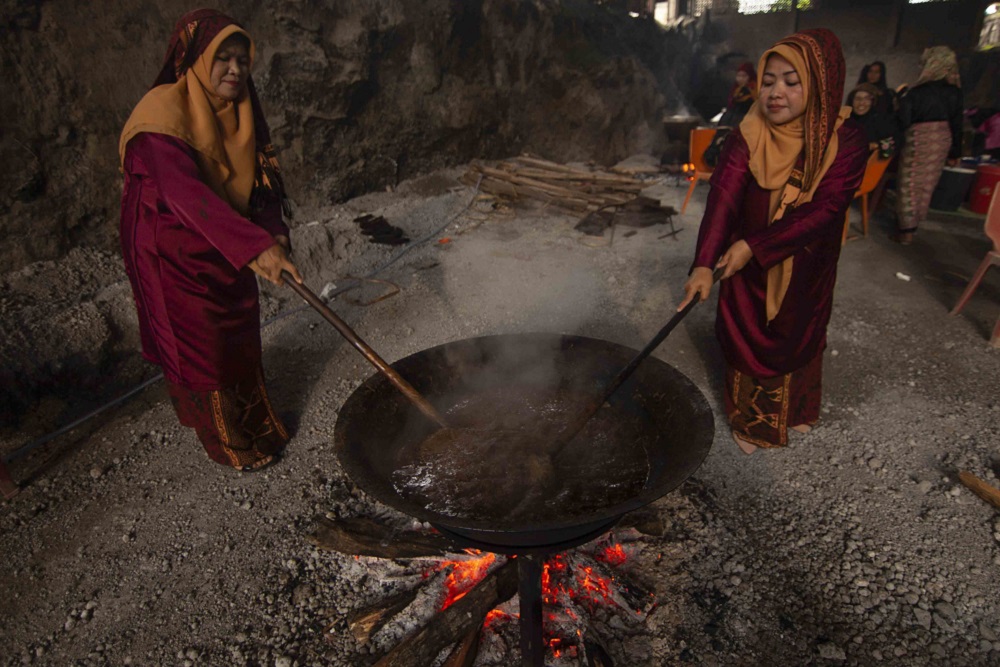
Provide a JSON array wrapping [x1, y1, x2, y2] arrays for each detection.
[[549, 267, 724, 461], [282, 272, 449, 429]]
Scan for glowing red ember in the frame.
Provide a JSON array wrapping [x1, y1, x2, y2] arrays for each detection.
[[434, 549, 497, 610]]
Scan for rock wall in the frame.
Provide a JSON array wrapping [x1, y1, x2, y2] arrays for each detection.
[[0, 0, 688, 272]]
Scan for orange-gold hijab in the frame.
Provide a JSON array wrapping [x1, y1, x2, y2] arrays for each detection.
[[120, 24, 257, 215], [739, 29, 851, 322]]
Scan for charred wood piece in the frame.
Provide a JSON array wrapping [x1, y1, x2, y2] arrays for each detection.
[[309, 515, 455, 559], [585, 635, 615, 666], [374, 559, 518, 667], [566, 553, 656, 620], [354, 214, 410, 245], [441, 624, 482, 667], [347, 588, 420, 644], [617, 506, 666, 537]]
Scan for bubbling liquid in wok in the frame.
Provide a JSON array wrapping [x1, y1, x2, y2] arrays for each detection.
[[391, 386, 652, 524]]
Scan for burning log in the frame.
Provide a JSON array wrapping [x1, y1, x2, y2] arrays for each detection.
[[441, 625, 482, 667], [347, 588, 420, 644], [374, 559, 518, 667], [309, 515, 455, 559], [564, 552, 656, 621], [959, 471, 1000, 509]]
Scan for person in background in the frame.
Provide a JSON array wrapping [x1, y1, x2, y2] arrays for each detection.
[[858, 60, 896, 115], [894, 46, 964, 245], [972, 108, 1000, 160], [679, 29, 868, 454], [119, 9, 303, 471], [847, 82, 896, 157], [718, 62, 758, 128]]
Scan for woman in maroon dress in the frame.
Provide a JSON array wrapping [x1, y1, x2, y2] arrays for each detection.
[[119, 10, 302, 471], [678, 29, 869, 454]]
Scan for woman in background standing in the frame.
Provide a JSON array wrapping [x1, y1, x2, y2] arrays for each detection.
[[894, 46, 964, 245]]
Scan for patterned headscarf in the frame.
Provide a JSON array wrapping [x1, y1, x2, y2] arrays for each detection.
[[739, 28, 851, 321], [914, 46, 960, 88], [847, 82, 881, 110], [120, 9, 289, 216]]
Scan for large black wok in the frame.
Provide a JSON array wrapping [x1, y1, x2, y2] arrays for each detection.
[[334, 333, 714, 553]]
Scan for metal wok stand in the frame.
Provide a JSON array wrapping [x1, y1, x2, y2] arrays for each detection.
[[518, 555, 545, 667], [434, 516, 621, 667]]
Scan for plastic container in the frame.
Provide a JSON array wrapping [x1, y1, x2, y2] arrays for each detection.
[[968, 164, 1000, 214], [930, 167, 976, 211]]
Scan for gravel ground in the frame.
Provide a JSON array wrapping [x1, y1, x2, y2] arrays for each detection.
[[1, 165, 999, 666]]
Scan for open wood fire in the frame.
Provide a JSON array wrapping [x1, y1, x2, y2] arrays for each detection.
[[311, 511, 663, 666]]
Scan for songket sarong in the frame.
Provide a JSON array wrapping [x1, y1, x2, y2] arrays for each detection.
[[724, 353, 823, 448], [896, 120, 951, 231], [167, 365, 289, 469]]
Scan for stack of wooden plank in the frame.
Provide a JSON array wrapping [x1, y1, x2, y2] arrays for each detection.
[[460, 155, 661, 213]]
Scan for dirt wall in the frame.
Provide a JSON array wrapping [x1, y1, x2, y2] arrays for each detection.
[[0, 0, 686, 273]]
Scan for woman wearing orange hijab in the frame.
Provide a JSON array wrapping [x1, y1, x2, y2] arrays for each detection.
[[119, 10, 302, 471], [679, 29, 869, 453]]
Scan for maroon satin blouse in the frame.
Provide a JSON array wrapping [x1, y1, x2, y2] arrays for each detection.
[[692, 124, 869, 378], [120, 133, 288, 391]]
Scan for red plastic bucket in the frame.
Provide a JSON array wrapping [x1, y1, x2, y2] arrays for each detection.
[[968, 164, 1000, 214]]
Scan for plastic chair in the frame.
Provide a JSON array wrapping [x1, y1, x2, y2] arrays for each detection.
[[949, 187, 1000, 347], [680, 128, 718, 214], [842, 151, 892, 245]]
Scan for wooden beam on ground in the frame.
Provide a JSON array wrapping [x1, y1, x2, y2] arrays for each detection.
[[441, 624, 482, 667], [514, 155, 594, 175], [309, 515, 455, 559], [347, 588, 421, 644], [0, 461, 19, 500]]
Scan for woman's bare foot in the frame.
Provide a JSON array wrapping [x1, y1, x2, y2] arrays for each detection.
[[733, 432, 757, 455], [790, 424, 812, 434]]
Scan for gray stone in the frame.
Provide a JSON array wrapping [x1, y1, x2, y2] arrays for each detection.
[[934, 601, 956, 620], [914, 608, 932, 630], [818, 643, 846, 661], [933, 613, 953, 632], [291, 584, 314, 607]]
